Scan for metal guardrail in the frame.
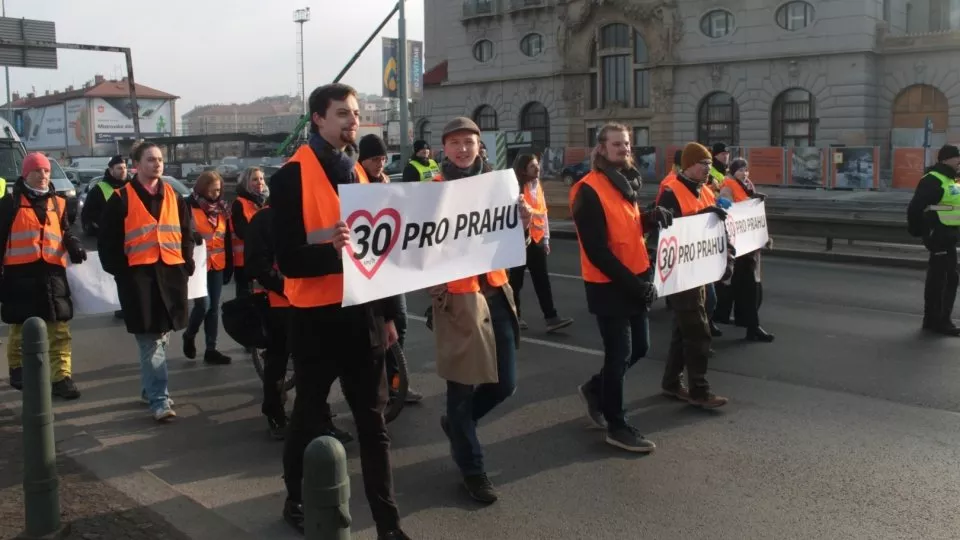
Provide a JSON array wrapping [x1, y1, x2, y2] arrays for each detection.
[[765, 213, 913, 250]]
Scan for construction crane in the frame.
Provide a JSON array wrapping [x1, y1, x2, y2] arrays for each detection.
[[275, 2, 401, 158]]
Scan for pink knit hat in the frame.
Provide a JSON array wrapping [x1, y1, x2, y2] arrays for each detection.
[[21, 152, 51, 178]]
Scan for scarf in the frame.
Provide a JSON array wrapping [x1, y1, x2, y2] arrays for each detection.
[[238, 183, 266, 207], [309, 132, 359, 186], [440, 156, 489, 181], [600, 165, 643, 203], [192, 192, 228, 228]]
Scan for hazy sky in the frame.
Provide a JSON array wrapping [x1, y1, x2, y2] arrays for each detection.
[[8, 0, 425, 119]]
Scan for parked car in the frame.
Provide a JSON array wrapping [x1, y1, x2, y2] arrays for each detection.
[[560, 158, 591, 186], [384, 159, 404, 182], [64, 168, 105, 188]]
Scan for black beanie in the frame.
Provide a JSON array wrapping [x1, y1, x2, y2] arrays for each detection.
[[938, 144, 960, 162], [413, 139, 430, 153], [358, 134, 388, 162], [108, 154, 124, 167], [712, 142, 728, 156]]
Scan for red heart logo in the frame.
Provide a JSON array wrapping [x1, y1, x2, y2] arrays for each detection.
[[657, 236, 679, 283], [345, 208, 402, 280]]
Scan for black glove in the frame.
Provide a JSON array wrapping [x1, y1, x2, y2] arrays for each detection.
[[638, 280, 658, 306], [223, 269, 233, 285], [642, 206, 673, 230], [697, 205, 728, 220], [185, 259, 196, 277], [751, 192, 767, 201], [68, 244, 87, 264], [192, 232, 204, 245]]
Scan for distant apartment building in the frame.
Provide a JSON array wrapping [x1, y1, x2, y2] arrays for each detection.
[[182, 96, 300, 135], [416, 0, 960, 160], [0, 75, 177, 158]]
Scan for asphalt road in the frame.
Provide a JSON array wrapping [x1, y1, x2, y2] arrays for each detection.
[[3, 238, 960, 540]]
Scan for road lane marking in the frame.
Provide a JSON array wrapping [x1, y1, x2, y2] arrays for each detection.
[[547, 272, 582, 280], [407, 314, 603, 356]]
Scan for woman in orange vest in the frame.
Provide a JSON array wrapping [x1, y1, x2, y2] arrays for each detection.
[[182, 171, 233, 365], [433, 117, 520, 505], [508, 153, 573, 333], [230, 166, 267, 299], [2, 152, 87, 399], [712, 158, 775, 342]]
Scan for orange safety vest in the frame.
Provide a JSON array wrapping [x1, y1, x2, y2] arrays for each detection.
[[657, 170, 678, 201], [432, 173, 509, 293], [661, 177, 712, 217], [523, 180, 548, 244], [123, 182, 186, 266], [231, 197, 259, 268], [283, 144, 369, 308], [569, 170, 650, 283], [192, 207, 227, 271], [3, 194, 68, 267], [721, 177, 750, 203]]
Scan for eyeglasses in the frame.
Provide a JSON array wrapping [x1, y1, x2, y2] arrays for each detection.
[[698, 160, 712, 167]]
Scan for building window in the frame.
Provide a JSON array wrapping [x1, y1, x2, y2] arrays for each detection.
[[520, 33, 544, 57], [700, 9, 735, 38], [771, 88, 816, 147], [520, 102, 550, 151], [473, 40, 494, 63], [590, 24, 651, 109], [928, 0, 960, 31], [418, 119, 431, 142], [473, 105, 498, 131], [587, 127, 598, 146], [776, 1, 814, 31], [698, 92, 740, 147], [632, 127, 650, 146]]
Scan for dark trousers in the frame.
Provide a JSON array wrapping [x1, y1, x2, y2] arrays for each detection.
[[386, 294, 408, 390], [714, 257, 762, 328], [282, 306, 398, 533], [262, 307, 290, 419], [584, 313, 649, 429], [234, 266, 251, 299], [185, 269, 223, 350], [445, 293, 517, 476], [662, 286, 712, 400], [924, 246, 959, 326], [508, 240, 557, 320]]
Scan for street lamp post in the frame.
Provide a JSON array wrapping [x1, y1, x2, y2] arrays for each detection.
[[294, 7, 311, 138], [397, 0, 410, 163]]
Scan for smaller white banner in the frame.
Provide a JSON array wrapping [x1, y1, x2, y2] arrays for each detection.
[[67, 246, 208, 315], [654, 213, 729, 297], [338, 170, 527, 306], [725, 199, 769, 257]]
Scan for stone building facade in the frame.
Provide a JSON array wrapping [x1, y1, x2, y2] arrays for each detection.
[[415, 0, 960, 160]]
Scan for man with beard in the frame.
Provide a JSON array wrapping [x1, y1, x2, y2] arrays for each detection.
[[269, 83, 410, 540], [81, 155, 128, 237], [657, 142, 734, 409], [570, 123, 672, 452], [908, 144, 960, 335]]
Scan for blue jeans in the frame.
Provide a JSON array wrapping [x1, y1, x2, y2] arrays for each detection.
[[445, 292, 517, 476], [137, 332, 171, 413], [585, 313, 650, 429], [706, 283, 717, 318], [185, 270, 223, 351]]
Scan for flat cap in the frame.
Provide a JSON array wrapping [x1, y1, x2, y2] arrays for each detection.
[[441, 117, 481, 143]]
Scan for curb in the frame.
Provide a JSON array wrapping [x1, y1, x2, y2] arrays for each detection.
[[0, 399, 260, 540], [549, 229, 926, 270]]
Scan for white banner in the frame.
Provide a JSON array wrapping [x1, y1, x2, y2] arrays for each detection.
[[725, 199, 769, 257], [654, 213, 729, 296], [338, 170, 527, 306], [67, 246, 208, 315]]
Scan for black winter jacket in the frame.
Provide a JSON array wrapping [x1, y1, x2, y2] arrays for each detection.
[[230, 189, 265, 267], [245, 206, 284, 297], [98, 178, 195, 335], [80, 173, 127, 235], [0, 178, 84, 324]]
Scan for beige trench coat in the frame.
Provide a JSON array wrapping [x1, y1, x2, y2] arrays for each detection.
[[430, 282, 521, 386]]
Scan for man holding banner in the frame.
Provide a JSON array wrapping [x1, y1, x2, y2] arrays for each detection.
[[656, 143, 734, 409], [570, 123, 672, 453]]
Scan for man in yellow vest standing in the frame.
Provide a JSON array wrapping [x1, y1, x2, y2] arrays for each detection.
[[80, 155, 128, 237], [401, 139, 440, 182], [908, 144, 960, 335], [269, 83, 409, 540]]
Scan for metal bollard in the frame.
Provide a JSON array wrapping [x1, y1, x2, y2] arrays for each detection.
[[19, 317, 65, 540], [303, 435, 351, 540]]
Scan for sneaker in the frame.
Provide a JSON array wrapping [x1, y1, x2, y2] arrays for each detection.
[[605, 425, 656, 453], [203, 349, 232, 365], [545, 316, 574, 333], [661, 385, 690, 401], [282, 499, 304, 534], [321, 425, 354, 444], [403, 387, 424, 404], [153, 404, 177, 422], [463, 473, 498, 504], [8, 367, 22, 390], [577, 383, 606, 429], [379, 529, 413, 540], [140, 391, 174, 407], [267, 415, 287, 441], [518, 319, 529, 330], [52, 377, 81, 400], [689, 393, 729, 409], [182, 334, 197, 359]]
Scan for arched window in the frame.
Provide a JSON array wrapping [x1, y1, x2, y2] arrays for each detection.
[[588, 24, 650, 109], [892, 84, 949, 147], [520, 102, 550, 150], [473, 40, 494, 63], [776, 1, 814, 31], [417, 119, 431, 143], [520, 33, 544, 57], [771, 88, 816, 146], [473, 105, 498, 131], [698, 92, 740, 147]]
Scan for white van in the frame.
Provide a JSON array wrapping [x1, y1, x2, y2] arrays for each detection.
[[69, 157, 111, 170]]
